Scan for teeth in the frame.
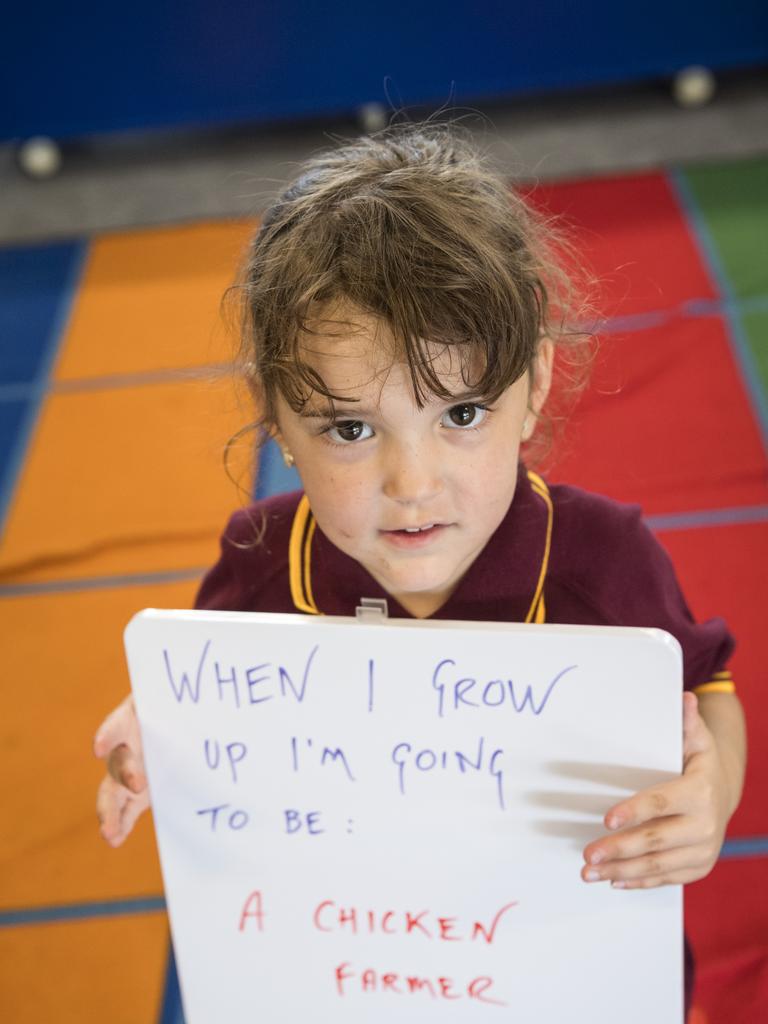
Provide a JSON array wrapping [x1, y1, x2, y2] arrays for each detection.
[[404, 524, 435, 533]]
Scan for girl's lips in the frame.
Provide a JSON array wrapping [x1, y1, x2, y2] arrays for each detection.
[[380, 524, 450, 549]]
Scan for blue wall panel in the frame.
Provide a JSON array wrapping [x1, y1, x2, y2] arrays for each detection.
[[3, 1, 767, 141]]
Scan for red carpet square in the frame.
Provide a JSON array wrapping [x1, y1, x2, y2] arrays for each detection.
[[548, 315, 768, 515]]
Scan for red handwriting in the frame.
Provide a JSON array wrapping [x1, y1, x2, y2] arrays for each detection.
[[334, 963, 506, 1005], [238, 890, 265, 932], [313, 900, 518, 942]]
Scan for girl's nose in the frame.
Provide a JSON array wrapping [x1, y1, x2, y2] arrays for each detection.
[[381, 441, 443, 505]]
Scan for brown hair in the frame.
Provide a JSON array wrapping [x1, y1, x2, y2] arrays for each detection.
[[227, 120, 595, 460]]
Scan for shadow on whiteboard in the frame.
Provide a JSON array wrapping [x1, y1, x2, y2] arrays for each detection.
[[544, 760, 679, 790], [531, 819, 614, 848], [526, 760, 680, 849], [526, 790, 626, 816]]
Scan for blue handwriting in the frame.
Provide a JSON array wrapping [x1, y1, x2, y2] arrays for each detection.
[[161, 642, 319, 707], [290, 737, 356, 781], [203, 739, 248, 783], [196, 803, 249, 831], [391, 737, 506, 810], [432, 660, 577, 718]]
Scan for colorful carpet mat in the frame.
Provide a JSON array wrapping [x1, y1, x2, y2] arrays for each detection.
[[1, 157, 766, 1023]]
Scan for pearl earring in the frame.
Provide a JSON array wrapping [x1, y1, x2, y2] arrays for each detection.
[[282, 449, 295, 468]]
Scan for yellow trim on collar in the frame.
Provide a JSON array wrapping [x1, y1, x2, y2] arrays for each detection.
[[693, 677, 736, 695], [288, 470, 553, 621], [525, 470, 552, 624], [303, 515, 318, 612], [288, 495, 320, 615]]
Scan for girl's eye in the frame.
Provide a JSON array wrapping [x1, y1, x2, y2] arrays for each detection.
[[442, 403, 488, 429], [326, 420, 374, 444]]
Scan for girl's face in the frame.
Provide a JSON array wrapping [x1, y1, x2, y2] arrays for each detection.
[[274, 312, 552, 618]]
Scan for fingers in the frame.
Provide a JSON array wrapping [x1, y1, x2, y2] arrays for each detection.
[[682, 690, 713, 761], [94, 693, 149, 846], [584, 814, 690, 866], [576, 693, 729, 892], [603, 870, 698, 890], [581, 839, 715, 889], [599, 775, 688, 835], [602, 697, 712, 812], [106, 743, 147, 793], [582, 797, 722, 889], [96, 774, 128, 846], [93, 693, 147, 791], [93, 694, 138, 759], [582, 783, 723, 888], [96, 773, 150, 847]]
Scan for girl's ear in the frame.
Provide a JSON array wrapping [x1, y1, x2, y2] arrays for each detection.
[[521, 338, 554, 442], [265, 421, 281, 443], [266, 424, 295, 468], [529, 337, 554, 416]]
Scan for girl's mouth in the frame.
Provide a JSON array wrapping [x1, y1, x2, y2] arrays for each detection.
[[381, 523, 448, 548]]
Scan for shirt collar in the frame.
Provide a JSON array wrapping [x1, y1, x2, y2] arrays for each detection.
[[289, 464, 551, 622]]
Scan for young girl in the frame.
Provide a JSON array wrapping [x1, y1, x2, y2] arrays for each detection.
[[94, 123, 746, 1014]]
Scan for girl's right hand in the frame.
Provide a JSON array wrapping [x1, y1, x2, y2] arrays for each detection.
[[94, 694, 150, 847]]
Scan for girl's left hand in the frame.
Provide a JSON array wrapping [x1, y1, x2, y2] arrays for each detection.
[[581, 692, 731, 889]]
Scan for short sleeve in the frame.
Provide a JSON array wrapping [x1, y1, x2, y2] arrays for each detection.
[[194, 510, 257, 611], [606, 512, 735, 694], [553, 490, 736, 694], [193, 494, 299, 614]]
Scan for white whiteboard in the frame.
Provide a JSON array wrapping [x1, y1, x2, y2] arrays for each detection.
[[125, 609, 684, 1024]]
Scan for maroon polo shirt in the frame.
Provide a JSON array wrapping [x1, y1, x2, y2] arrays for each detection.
[[196, 464, 734, 694], [195, 463, 733, 1011]]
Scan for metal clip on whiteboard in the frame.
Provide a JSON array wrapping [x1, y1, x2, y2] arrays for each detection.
[[355, 597, 389, 622]]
